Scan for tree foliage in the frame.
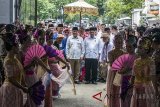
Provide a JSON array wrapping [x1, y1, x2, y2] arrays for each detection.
[[37, 0, 105, 22], [20, 0, 36, 25], [20, 0, 144, 24], [37, 0, 55, 20], [105, 0, 143, 23]]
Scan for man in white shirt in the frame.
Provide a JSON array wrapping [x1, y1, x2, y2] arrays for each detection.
[[100, 33, 113, 62], [99, 33, 113, 82], [84, 27, 101, 84], [66, 27, 84, 84]]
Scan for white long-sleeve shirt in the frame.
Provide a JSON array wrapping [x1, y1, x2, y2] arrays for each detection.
[[97, 30, 105, 54], [99, 42, 113, 62], [84, 36, 101, 59], [66, 35, 84, 59], [110, 33, 115, 45]]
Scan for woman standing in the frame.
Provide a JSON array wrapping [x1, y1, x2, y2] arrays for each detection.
[[37, 31, 69, 106], [20, 29, 51, 107], [152, 33, 160, 97], [46, 33, 70, 98], [104, 35, 124, 107], [118, 42, 137, 107], [20, 34, 39, 107], [0, 33, 28, 107], [130, 37, 156, 107]]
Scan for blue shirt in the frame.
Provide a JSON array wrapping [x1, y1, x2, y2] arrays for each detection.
[[52, 32, 58, 40], [61, 37, 68, 55]]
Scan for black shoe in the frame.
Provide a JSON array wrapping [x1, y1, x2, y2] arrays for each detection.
[[100, 79, 106, 83], [97, 79, 101, 82], [85, 81, 90, 84], [92, 81, 97, 84], [74, 81, 81, 84]]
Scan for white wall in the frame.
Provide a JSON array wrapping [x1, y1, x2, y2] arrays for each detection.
[[132, 9, 142, 26], [153, 0, 160, 4], [0, 0, 15, 24], [144, 0, 160, 15]]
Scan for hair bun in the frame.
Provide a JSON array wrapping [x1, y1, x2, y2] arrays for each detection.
[[5, 33, 18, 45], [4, 33, 18, 51], [152, 32, 160, 43]]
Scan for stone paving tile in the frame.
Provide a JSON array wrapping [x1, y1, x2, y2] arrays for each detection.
[[54, 83, 106, 107]]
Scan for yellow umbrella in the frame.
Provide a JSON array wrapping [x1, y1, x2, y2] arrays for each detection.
[[64, 0, 98, 27]]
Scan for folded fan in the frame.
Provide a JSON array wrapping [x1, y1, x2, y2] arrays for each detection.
[[111, 54, 136, 71], [24, 44, 46, 67], [28, 80, 45, 105], [112, 54, 136, 101], [43, 45, 58, 58]]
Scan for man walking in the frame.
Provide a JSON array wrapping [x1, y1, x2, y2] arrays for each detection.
[[84, 27, 101, 84], [99, 33, 113, 82], [66, 27, 84, 84]]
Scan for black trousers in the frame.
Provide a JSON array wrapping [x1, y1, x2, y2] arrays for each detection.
[[85, 58, 98, 82]]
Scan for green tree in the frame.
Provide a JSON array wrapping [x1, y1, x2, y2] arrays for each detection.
[[105, 0, 124, 23], [20, 0, 35, 25], [105, 0, 143, 24], [37, 0, 55, 20]]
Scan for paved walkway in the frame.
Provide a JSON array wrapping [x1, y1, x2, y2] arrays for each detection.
[[54, 82, 106, 107]]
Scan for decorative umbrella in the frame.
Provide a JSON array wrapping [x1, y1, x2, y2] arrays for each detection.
[[64, 0, 98, 27]]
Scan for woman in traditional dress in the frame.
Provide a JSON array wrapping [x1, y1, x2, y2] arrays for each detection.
[[151, 33, 160, 106], [32, 29, 53, 107], [46, 32, 70, 98], [130, 37, 156, 107], [152, 33, 160, 96], [19, 33, 39, 107], [104, 35, 124, 107], [118, 41, 137, 107], [0, 33, 28, 107], [20, 29, 52, 107], [37, 31, 70, 106]]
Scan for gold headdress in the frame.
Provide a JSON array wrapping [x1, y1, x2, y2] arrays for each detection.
[[139, 37, 152, 50]]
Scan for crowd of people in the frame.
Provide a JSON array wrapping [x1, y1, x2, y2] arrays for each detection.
[[0, 21, 160, 107], [102, 25, 160, 107]]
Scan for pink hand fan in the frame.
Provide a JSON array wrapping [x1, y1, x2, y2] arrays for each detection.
[[111, 54, 136, 71], [56, 50, 64, 59], [24, 44, 46, 67], [43, 45, 58, 58]]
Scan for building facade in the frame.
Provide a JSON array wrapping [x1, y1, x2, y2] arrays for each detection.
[[0, 0, 20, 24]]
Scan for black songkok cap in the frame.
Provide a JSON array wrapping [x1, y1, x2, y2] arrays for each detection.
[[72, 27, 78, 31], [48, 24, 54, 28], [90, 27, 97, 31], [57, 24, 63, 27], [85, 29, 89, 31], [104, 27, 110, 31]]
